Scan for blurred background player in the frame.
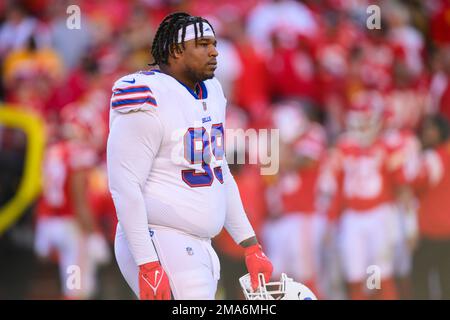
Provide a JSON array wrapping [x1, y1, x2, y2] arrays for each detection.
[[411, 114, 450, 299], [262, 100, 326, 298], [380, 100, 422, 299], [34, 104, 110, 299], [326, 92, 402, 300]]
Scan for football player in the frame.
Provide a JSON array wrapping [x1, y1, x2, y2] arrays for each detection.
[[327, 92, 403, 300], [34, 105, 110, 299], [411, 115, 450, 299], [107, 12, 273, 300], [262, 101, 326, 298], [381, 101, 422, 299]]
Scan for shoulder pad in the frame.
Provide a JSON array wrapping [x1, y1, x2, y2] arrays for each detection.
[[206, 77, 226, 100], [110, 73, 158, 113]]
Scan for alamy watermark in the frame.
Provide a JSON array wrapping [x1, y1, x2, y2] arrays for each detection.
[[366, 265, 381, 290], [66, 5, 81, 30], [170, 124, 280, 176], [66, 264, 81, 291], [366, 5, 381, 30]]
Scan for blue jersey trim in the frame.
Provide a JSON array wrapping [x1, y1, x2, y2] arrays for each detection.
[[111, 97, 157, 107]]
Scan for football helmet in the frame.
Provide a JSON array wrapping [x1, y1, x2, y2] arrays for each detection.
[[272, 101, 310, 144], [239, 273, 317, 300]]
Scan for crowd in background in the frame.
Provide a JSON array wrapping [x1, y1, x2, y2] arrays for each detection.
[[1, 0, 450, 299]]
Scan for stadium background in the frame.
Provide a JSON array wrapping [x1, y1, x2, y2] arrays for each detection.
[[0, 0, 450, 299]]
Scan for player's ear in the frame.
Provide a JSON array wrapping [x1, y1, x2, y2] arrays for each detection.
[[170, 43, 184, 60]]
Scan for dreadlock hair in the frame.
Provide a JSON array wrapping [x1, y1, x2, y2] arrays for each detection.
[[149, 12, 215, 66]]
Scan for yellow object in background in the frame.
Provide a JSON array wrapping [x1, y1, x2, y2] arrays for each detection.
[[0, 105, 45, 234]]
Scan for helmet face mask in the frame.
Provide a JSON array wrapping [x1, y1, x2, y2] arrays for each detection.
[[346, 90, 384, 147], [239, 273, 317, 300]]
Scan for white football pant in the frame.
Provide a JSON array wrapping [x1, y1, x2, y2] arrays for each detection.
[[338, 203, 397, 283], [114, 223, 220, 299]]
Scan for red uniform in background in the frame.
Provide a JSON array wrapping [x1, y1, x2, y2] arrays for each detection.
[[328, 137, 396, 219], [280, 123, 327, 215], [413, 143, 450, 239], [37, 141, 96, 218], [381, 127, 421, 299], [34, 138, 110, 299], [327, 134, 400, 300], [410, 141, 450, 299], [263, 121, 326, 297]]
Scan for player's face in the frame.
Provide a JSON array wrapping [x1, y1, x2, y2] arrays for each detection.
[[347, 112, 380, 147], [181, 36, 218, 81], [420, 119, 441, 149]]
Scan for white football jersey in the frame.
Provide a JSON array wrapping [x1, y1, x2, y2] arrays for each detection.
[[107, 70, 254, 264]]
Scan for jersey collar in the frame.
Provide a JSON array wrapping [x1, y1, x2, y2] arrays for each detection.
[[151, 69, 208, 100]]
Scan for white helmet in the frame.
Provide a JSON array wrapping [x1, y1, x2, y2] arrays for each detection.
[[272, 101, 310, 144], [239, 273, 317, 300]]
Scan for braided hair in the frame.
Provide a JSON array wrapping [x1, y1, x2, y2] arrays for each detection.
[[149, 12, 215, 66]]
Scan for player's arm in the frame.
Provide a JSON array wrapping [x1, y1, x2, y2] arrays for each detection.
[[387, 137, 422, 186], [221, 159, 273, 289], [107, 80, 170, 299], [412, 149, 444, 193], [221, 159, 255, 244], [108, 110, 161, 265], [71, 169, 96, 234]]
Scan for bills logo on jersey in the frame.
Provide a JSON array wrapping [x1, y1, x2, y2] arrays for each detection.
[[202, 116, 211, 123]]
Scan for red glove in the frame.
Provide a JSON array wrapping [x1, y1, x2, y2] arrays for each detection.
[[138, 261, 171, 300], [244, 244, 273, 291]]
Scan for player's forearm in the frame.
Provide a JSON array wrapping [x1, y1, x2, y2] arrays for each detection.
[[222, 162, 256, 244], [71, 170, 96, 234], [109, 185, 158, 265], [108, 173, 158, 266]]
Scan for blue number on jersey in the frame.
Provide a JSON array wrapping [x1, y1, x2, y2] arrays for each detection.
[[182, 123, 224, 187], [211, 123, 224, 183]]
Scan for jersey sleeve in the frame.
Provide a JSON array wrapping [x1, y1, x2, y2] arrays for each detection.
[[221, 157, 256, 245], [110, 74, 158, 113], [107, 106, 163, 265]]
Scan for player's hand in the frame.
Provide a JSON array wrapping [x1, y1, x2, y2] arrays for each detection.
[[139, 261, 171, 300], [244, 244, 273, 291]]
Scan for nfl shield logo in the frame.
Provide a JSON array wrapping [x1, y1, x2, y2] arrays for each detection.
[[202, 101, 207, 111], [186, 247, 194, 256]]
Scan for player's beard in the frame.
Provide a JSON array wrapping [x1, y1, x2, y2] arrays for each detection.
[[202, 71, 215, 80], [186, 64, 214, 82]]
